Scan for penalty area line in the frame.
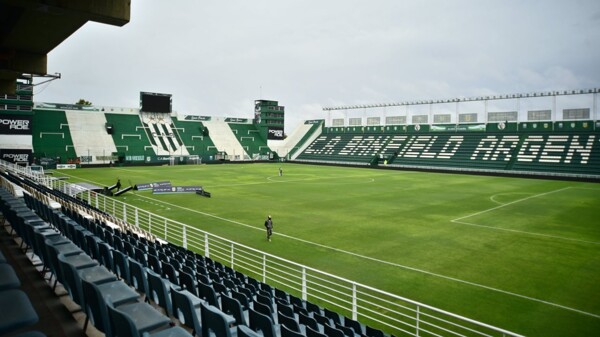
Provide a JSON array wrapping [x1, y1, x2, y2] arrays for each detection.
[[133, 193, 600, 319], [453, 186, 572, 222]]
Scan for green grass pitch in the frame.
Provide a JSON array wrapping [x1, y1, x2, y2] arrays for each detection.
[[51, 163, 600, 336]]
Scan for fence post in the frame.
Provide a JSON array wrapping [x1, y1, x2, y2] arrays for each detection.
[[149, 213, 152, 234], [204, 233, 209, 257], [262, 254, 267, 282], [416, 305, 420, 337], [231, 242, 235, 269], [135, 208, 138, 227], [182, 225, 187, 249], [164, 218, 168, 240], [123, 203, 127, 223], [352, 283, 357, 320], [302, 267, 307, 301]]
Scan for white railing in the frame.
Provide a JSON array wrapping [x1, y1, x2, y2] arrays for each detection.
[[1, 160, 523, 337]]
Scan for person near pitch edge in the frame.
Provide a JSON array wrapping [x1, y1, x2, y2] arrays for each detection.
[[264, 215, 274, 241]]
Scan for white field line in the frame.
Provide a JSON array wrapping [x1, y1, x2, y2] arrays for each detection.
[[452, 219, 600, 245], [452, 186, 600, 245], [54, 172, 600, 319], [489, 192, 532, 205], [452, 187, 572, 222], [131, 192, 600, 319]]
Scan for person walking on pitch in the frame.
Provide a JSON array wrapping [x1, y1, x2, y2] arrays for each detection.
[[265, 215, 274, 241]]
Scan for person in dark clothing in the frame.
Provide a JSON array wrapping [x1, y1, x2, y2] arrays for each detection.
[[116, 178, 121, 191], [264, 215, 273, 242]]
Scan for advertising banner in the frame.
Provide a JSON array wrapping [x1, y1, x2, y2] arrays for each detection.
[[135, 181, 172, 191], [56, 164, 77, 169], [305, 119, 324, 124], [0, 148, 32, 164], [0, 114, 32, 135], [225, 117, 248, 123], [152, 185, 202, 194], [267, 126, 284, 140], [184, 115, 211, 121], [430, 124, 486, 132]]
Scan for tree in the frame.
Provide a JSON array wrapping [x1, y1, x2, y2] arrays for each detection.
[[76, 98, 92, 105]]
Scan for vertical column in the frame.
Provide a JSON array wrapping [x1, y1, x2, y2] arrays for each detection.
[[484, 99, 488, 124], [455, 101, 459, 125], [552, 95, 557, 122]]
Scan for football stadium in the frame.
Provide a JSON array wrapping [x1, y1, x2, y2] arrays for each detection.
[[0, 2, 599, 337]]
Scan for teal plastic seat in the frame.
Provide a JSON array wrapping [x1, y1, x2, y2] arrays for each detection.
[[323, 324, 345, 337], [307, 325, 328, 337], [200, 302, 236, 337], [249, 307, 279, 337], [221, 292, 247, 326], [81, 278, 140, 336], [129, 257, 149, 296], [278, 310, 302, 334], [107, 301, 191, 337], [198, 281, 219, 308], [170, 286, 203, 336], [239, 324, 264, 337], [113, 250, 131, 284], [0, 264, 21, 290], [147, 268, 174, 315], [281, 324, 306, 337], [98, 242, 115, 271]]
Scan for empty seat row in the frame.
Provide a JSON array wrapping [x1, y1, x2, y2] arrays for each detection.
[[0, 186, 47, 336]]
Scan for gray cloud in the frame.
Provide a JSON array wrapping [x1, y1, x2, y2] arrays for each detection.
[[36, 0, 600, 132]]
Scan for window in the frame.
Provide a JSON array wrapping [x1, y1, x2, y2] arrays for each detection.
[[459, 113, 477, 123], [527, 110, 551, 121], [332, 118, 344, 126], [563, 108, 590, 120], [412, 115, 428, 124], [385, 116, 406, 125], [367, 117, 380, 125], [488, 111, 517, 122], [433, 114, 451, 124], [348, 118, 362, 126]]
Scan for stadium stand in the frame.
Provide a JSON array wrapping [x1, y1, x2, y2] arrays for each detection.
[[31, 110, 77, 164], [105, 112, 154, 160], [171, 117, 219, 160], [269, 120, 324, 160], [228, 122, 270, 160], [295, 124, 600, 179], [203, 119, 248, 160]]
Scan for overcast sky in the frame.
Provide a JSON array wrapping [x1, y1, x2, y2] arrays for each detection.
[[35, 0, 600, 132]]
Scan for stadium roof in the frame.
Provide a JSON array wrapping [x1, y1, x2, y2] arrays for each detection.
[[0, 0, 130, 94]]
